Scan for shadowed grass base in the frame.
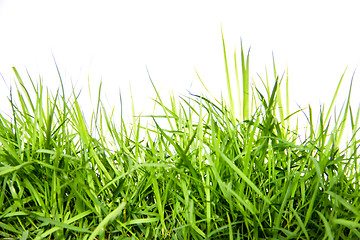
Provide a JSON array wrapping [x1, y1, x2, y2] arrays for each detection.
[[1, 36, 359, 239]]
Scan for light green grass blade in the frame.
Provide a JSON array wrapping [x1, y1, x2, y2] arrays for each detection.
[[316, 211, 334, 240], [88, 201, 126, 240], [325, 191, 360, 217], [241, 39, 250, 121], [221, 27, 235, 123]]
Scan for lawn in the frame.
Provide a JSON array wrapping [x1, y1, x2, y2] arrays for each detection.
[[0, 33, 359, 239]]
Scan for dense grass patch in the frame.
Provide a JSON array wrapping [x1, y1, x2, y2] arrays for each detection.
[[1, 35, 360, 239]]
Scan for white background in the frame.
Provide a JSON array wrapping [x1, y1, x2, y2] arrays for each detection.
[[1, 1, 360, 130]]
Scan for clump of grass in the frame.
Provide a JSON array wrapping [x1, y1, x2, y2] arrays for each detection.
[[0, 33, 359, 239]]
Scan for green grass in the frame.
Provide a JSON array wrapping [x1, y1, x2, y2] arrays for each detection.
[[0, 33, 359, 239]]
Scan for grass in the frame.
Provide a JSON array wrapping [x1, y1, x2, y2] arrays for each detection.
[[0, 32, 360, 239]]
